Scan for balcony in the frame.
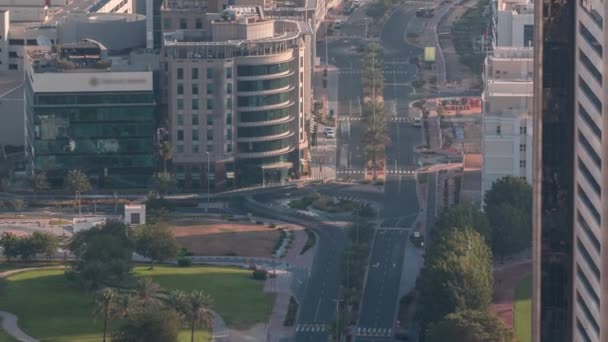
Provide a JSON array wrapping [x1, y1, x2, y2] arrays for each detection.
[[238, 100, 294, 112], [237, 130, 294, 143], [237, 146, 294, 159], [237, 114, 295, 127], [237, 85, 294, 97], [237, 70, 295, 81]]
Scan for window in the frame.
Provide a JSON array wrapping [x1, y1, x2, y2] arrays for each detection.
[[579, 50, 602, 85], [580, 0, 603, 28], [180, 18, 187, 29], [576, 291, 600, 334], [192, 99, 199, 110], [207, 99, 213, 110], [163, 18, 172, 29], [520, 125, 527, 134], [579, 104, 602, 139], [176, 144, 184, 153], [578, 158, 601, 196], [8, 64, 17, 70], [177, 99, 184, 110], [207, 115, 213, 125], [177, 114, 184, 126], [577, 211, 601, 253], [192, 68, 199, 80], [207, 129, 213, 141], [520, 144, 526, 152], [177, 130, 184, 141], [496, 125, 502, 135], [227, 128, 232, 140], [207, 85, 213, 95], [226, 113, 232, 125], [577, 317, 593, 342], [519, 160, 526, 168], [8, 51, 18, 58], [177, 84, 183, 95], [177, 68, 183, 79], [192, 129, 199, 141], [580, 22, 603, 57], [192, 144, 200, 153], [226, 83, 232, 94], [226, 143, 233, 152], [576, 264, 600, 306], [578, 130, 601, 168], [207, 143, 213, 152], [226, 67, 232, 78], [579, 76, 602, 112], [192, 84, 199, 95], [523, 25, 534, 47], [207, 68, 214, 79], [192, 114, 199, 125], [578, 184, 601, 224], [195, 18, 203, 29], [226, 98, 232, 110]]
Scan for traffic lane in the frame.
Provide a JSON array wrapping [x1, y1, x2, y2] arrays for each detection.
[[381, 7, 421, 56], [358, 230, 408, 328], [382, 178, 419, 222], [296, 331, 329, 342], [386, 123, 422, 168]]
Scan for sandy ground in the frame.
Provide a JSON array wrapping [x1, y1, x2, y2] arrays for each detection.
[[171, 220, 280, 257]]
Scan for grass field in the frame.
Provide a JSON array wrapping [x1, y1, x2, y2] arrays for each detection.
[[514, 273, 532, 342], [0, 266, 275, 341]]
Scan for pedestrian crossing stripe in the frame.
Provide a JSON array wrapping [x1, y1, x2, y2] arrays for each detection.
[[356, 327, 392, 336], [296, 324, 327, 332], [337, 70, 411, 75], [336, 169, 417, 175], [337, 116, 412, 122]]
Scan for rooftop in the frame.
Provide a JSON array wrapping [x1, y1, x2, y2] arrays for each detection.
[[485, 80, 533, 96], [497, 0, 533, 14], [161, 0, 209, 11]]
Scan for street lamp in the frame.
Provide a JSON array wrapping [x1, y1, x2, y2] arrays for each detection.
[[206, 152, 210, 212]]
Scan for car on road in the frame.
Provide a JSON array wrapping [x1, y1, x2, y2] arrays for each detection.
[[323, 128, 335, 138], [334, 20, 344, 29]]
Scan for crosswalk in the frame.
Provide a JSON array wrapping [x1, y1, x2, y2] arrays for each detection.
[[337, 169, 417, 175], [295, 323, 327, 332], [356, 327, 393, 337], [337, 116, 414, 123], [338, 70, 411, 75]]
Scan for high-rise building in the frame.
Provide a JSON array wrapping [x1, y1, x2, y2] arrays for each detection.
[[481, 47, 533, 196], [161, 5, 311, 190], [531, 0, 575, 340], [492, 0, 534, 47], [25, 40, 156, 188]]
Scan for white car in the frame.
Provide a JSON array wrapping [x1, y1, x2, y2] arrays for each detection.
[[324, 128, 335, 138]]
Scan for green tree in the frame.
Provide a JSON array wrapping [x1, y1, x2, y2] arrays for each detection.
[[31, 171, 49, 198], [0, 232, 20, 262], [65, 169, 92, 215], [133, 278, 163, 309], [159, 141, 173, 173], [433, 203, 491, 242], [365, 0, 387, 23], [8, 199, 27, 213], [416, 228, 494, 336], [134, 224, 179, 269], [150, 172, 177, 197], [114, 293, 137, 320], [15, 236, 36, 260], [67, 220, 134, 290], [484, 176, 532, 258], [183, 290, 215, 342], [111, 309, 180, 342], [427, 310, 515, 342], [29, 231, 59, 260], [92, 288, 118, 342]]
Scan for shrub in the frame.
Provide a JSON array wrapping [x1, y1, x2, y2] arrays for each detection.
[[252, 269, 269, 280], [177, 257, 192, 267]]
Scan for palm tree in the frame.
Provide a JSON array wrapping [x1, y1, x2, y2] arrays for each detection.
[[164, 289, 187, 316], [113, 293, 136, 319], [159, 141, 173, 173], [184, 291, 215, 342], [64, 169, 91, 216], [31, 171, 49, 199], [150, 172, 177, 198], [92, 288, 117, 342], [133, 278, 162, 309]]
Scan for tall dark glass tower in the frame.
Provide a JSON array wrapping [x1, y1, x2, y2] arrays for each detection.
[[532, 0, 575, 340]]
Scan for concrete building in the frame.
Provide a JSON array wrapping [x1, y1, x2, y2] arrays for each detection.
[[161, 5, 312, 189], [0, 70, 24, 147], [493, 0, 534, 47], [25, 40, 156, 188], [481, 47, 533, 195]]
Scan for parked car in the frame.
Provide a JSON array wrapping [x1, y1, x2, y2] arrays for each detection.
[[324, 128, 335, 138]]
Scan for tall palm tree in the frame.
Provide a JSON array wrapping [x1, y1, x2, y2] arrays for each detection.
[[184, 291, 215, 342], [159, 141, 173, 173], [64, 169, 91, 216], [164, 289, 187, 316], [92, 288, 117, 342], [133, 278, 162, 309], [113, 293, 136, 319], [31, 171, 49, 199]]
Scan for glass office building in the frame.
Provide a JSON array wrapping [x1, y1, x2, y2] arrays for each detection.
[[25, 40, 156, 188]]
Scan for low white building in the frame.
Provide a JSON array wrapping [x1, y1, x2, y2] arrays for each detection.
[[124, 204, 146, 225], [481, 47, 533, 197]]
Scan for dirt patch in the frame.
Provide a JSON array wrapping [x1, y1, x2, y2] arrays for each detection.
[[491, 260, 532, 328], [171, 220, 280, 258]]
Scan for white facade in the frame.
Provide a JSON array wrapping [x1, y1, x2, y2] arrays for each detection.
[[494, 0, 534, 47], [124, 204, 146, 225], [572, 0, 606, 339], [481, 47, 533, 196]]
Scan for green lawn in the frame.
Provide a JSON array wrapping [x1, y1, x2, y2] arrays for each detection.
[[0, 266, 275, 342], [514, 273, 532, 342]]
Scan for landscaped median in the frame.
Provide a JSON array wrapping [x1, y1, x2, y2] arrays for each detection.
[[0, 266, 275, 341]]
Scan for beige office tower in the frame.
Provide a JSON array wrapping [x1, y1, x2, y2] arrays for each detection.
[[161, 4, 311, 190]]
